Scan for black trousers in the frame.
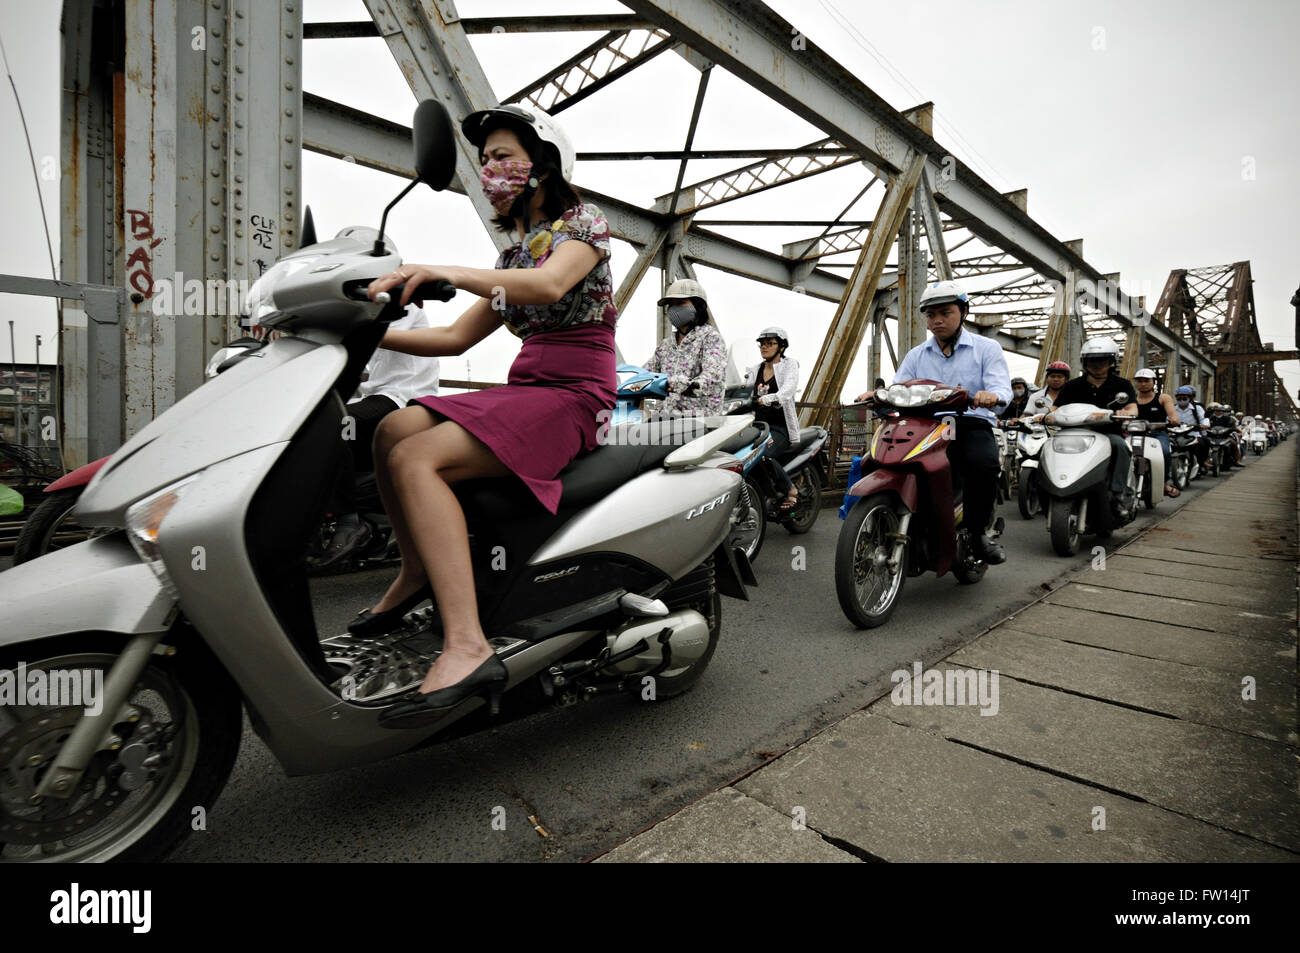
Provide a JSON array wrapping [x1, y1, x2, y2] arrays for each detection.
[[764, 425, 794, 496], [944, 417, 999, 535], [331, 394, 399, 514]]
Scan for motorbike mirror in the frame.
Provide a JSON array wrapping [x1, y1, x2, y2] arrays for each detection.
[[412, 99, 457, 192], [1109, 392, 1129, 407], [300, 205, 317, 248]]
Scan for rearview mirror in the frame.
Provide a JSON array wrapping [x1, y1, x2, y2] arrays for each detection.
[[413, 99, 457, 192]]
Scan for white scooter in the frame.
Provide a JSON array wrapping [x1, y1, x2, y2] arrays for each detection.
[[1037, 394, 1164, 556]]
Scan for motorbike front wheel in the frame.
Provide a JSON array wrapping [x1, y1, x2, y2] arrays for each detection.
[[1016, 466, 1041, 519], [835, 494, 907, 629], [0, 633, 242, 862], [781, 468, 822, 535], [1048, 497, 1081, 557]]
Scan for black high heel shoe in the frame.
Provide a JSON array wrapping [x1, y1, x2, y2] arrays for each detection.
[[347, 583, 432, 638], [378, 655, 507, 729]]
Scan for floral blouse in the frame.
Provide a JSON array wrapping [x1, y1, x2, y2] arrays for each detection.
[[495, 203, 617, 340], [644, 324, 727, 417]]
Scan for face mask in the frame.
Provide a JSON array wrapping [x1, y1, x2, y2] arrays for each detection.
[[667, 304, 696, 329], [1013, 388, 1025, 398], [479, 158, 535, 216], [1177, 398, 1190, 405]]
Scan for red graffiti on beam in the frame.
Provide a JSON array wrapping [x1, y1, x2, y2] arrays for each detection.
[[124, 209, 164, 298]]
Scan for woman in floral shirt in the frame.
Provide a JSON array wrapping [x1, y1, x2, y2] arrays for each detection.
[[358, 105, 618, 725], [643, 278, 727, 417]]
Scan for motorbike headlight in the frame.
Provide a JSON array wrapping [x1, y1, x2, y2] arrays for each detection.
[[622, 379, 651, 393], [927, 388, 954, 403], [1051, 434, 1097, 454], [125, 475, 201, 597]]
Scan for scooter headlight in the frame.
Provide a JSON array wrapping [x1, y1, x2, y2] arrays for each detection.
[[125, 475, 201, 597], [621, 379, 651, 393], [1051, 434, 1097, 454]]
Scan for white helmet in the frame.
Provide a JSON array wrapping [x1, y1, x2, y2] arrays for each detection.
[[919, 279, 969, 312], [756, 326, 790, 348], [461, 104, 575, 182], [1079, 337, 1120, 363]]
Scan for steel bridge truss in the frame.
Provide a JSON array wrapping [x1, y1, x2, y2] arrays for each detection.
[[58, 0, 1223, 457]]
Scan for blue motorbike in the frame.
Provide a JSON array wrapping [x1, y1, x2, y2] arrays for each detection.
[[613, 364, 773, 561]]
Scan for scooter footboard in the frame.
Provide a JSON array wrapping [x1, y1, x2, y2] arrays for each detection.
[[0, 533, 174, 649]]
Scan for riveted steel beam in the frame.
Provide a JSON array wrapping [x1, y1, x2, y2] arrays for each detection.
[[623, 0, 1213, 374]]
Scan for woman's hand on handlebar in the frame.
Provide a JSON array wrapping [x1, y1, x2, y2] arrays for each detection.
[[368, 264, 457, 307]]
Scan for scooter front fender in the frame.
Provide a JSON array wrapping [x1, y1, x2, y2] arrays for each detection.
[[848, 468, 918, 514], [0, 534, 174, 650]]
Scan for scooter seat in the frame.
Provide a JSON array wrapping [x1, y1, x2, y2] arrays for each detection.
[[777, 426, 827, 462], [454, 418, 711, 519], [718, 425, 764, 454]]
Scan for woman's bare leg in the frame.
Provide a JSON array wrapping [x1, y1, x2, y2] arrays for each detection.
[[387, 421, 511, 692], [369, 405, 439, 612]]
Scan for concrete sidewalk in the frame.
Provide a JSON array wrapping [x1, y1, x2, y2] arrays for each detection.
[[597, 447, 1299, 862]]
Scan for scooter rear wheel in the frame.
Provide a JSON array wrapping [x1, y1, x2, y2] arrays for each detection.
[[835, 494, 906, 629], [13, 488, 89, 564], [781, 469, 822, 534]]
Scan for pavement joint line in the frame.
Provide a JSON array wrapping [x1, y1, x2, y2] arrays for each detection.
[[1044, 591, 1219, 634], [942, 662, 1297, 750], [812, 827, 887, 863], [1000, 629, 1296, 678], [935, 666, 1183, 721], [1063, 574, 1292, 616], [941, 736, 1300, 857], [590, 451, 1298, 862], [941, 736, 1160, 805]]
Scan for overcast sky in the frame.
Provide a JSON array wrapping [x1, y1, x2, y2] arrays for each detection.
[[2, 0, 1297, 402]]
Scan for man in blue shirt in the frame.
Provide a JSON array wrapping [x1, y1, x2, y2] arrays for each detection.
[[858, 279, 1012, 563]]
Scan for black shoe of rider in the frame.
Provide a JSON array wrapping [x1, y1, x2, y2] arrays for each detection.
[[972, 533, 1006, 565], [310, 517, 372, 573]]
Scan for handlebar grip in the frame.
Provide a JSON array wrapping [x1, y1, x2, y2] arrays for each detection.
[[423, 280, 457, 302]]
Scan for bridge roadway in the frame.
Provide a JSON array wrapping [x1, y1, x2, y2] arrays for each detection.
[[169, 462, 1270, 862]]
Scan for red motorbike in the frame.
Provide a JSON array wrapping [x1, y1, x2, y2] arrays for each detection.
[[835, 380, 1003, 628]]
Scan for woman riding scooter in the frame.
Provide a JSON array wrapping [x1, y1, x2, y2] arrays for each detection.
[[743, 327, 801, 510], [642, 278, 727, 418], [360, 104, 619, 725]]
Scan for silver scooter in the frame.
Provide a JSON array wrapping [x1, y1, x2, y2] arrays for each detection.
[[0, 101, 754, 862], [1037, 393, 1164, 556]]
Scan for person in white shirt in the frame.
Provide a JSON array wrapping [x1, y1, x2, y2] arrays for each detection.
[[742, 326, 800, 509], [312, 304, 440, 570]]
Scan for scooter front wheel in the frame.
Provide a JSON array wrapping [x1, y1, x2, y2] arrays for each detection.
[[1016, 466, 1041, 519], [1048, 497, 1081, 557], [835, 494, 907, 629], [0, 632, 242, 862]]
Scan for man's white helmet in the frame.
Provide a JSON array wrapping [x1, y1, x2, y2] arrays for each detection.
[[1079, 338, 1120, 362], [461, 104, 575, 182], [919, 279, 969, 312]]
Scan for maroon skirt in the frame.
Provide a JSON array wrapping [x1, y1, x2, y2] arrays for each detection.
[[412, 323, 616, 513]]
